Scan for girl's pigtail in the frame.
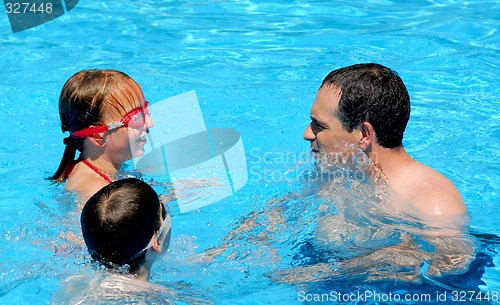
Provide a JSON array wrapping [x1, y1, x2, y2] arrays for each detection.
[[47, 136, 80, 183]]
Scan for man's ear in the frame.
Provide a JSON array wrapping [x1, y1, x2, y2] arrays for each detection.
[[359, 122, 375, 151], [88, 133, 106, 147]]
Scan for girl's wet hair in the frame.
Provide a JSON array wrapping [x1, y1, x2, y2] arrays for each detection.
[[48, 69, 145, 183], [81, 178, 162, 273]]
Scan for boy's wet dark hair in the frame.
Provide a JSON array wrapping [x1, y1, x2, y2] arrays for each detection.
[[81, 178, 163, 272]]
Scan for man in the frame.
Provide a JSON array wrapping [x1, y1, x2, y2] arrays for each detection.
[[207, 64, 473, 284], [304, 63, 466, 217]]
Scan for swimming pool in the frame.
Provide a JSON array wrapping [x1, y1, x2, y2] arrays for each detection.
[[0, 0, 499, 304]]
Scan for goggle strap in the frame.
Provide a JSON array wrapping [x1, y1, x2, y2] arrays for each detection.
[[70, 101, 149, 139], [71, 125, 110, 139], [124, 214, 172, 263]]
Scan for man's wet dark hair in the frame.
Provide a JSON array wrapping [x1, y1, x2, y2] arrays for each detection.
[[81, 178, 162, 273], [321, 63, 410, 148]]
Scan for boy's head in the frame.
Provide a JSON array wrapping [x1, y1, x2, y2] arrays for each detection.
[[81, 178, 171, 273]]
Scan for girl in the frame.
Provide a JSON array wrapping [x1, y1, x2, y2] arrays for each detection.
[[49, 69, 154, 199]]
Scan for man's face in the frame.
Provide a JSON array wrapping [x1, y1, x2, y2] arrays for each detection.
[[303, 86, 360, 168]]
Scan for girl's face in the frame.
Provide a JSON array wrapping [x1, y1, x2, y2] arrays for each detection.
[[104, 100, 154, 164], [101, 78, 154, 164]]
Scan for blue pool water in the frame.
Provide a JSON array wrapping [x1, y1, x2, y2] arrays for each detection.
[[0, 0, 499, 304]]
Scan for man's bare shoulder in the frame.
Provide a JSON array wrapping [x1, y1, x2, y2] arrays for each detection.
[[390, 161, 466, 217]]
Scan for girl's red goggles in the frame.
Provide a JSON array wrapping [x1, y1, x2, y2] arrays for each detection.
[[71, 102, 150, 139]]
